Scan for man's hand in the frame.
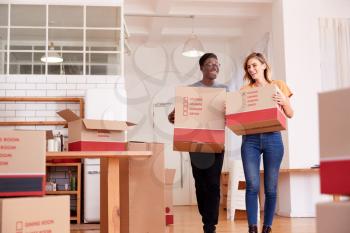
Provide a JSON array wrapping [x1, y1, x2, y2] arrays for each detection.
[[168, 109, 175, 124]]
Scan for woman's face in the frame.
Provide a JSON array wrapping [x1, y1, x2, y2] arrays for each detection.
[[246, 57, 266, 81]]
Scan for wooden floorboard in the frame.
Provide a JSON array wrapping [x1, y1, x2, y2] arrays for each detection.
[[70, 205, 317, 233]]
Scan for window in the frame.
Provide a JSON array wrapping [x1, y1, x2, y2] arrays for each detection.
[[0, 3, 123, 75]]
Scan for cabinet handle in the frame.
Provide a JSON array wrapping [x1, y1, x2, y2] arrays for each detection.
[[88, 171, 100, 175]]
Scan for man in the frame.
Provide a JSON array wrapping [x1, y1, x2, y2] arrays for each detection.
[[168, 53, 228, 233]]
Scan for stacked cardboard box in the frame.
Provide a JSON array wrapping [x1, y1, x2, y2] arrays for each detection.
[[0, 196, 70, 233], [226, 85, 286, 135], [316, 201, 350, 233], [173, 86, 226, 153], [0, 130, 70, 233], [318, 87, 350, 195], [0, 130, 46, 196], [317, 87, 350, 233]]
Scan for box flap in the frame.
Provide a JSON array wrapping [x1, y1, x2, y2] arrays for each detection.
[[82, 119, 132, 131], [57, 109, 80, 122]]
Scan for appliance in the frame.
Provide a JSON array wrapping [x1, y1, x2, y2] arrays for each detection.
[[83, 87, 127, 223]]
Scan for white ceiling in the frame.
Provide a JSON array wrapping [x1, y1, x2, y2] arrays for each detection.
[[124, 0, 273, 41]]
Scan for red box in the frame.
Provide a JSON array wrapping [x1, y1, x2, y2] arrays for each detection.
[[318, 87, 350, 195], [57, 109, 134, 151], [226, 85, 287, 135]]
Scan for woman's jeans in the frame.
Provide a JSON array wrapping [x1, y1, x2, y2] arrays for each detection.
[[241, 131, 284, 226]]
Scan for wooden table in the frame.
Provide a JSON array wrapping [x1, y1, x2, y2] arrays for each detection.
[[47, 151, 152, 233]]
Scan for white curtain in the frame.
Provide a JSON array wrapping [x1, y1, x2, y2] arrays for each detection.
[[319, 18, 350, 91]]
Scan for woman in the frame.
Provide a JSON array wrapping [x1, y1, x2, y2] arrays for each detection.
[[240, 52, 294, 233]]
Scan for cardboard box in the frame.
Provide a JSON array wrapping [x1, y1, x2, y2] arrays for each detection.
[[319, 87, 350, 159], [226, 85, 286, 135], [0, 195, 70, 233], [165, 169, 176, 225], [173, 86, 226, 153], [57, 109, 135, 151], [316, 201, 350, 233], [0, 130, 45, 197], [318, 87, 350, 195], [112, 142, 165, 233]]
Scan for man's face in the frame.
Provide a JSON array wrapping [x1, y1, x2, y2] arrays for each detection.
[[201, 57, 220, 80]]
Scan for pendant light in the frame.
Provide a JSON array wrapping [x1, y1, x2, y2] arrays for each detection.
[[182, 15, 205, 58], [41, 42, 63, 63]]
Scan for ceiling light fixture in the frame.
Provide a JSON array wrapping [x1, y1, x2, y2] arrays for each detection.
[[182, 15, 205, 58], [41, 42, 63, 63], [125, 14, 205, 58]]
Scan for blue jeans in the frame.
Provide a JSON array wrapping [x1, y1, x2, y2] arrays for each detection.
[[241, 132, 284, 226]]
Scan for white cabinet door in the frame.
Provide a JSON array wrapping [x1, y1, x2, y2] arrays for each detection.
[[152, 103, 196, 205]]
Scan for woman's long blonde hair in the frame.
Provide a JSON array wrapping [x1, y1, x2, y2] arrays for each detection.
[[243, 52, 272, 85]]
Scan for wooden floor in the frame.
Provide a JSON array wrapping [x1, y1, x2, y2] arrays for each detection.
[[70, 205, 317, 233]]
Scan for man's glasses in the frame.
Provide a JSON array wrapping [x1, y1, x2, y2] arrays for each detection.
[[204, 63, 221, 68]]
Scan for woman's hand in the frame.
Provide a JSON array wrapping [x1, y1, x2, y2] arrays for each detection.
[[272, 91, 294, 118], [168, 109, 175, 124], [272, 91, 287, 106]]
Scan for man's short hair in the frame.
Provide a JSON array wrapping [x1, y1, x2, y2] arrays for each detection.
[[199, 53, 218, 67]]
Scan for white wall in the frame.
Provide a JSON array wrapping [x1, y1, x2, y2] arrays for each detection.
[[125, 37, 234, 142], [271, 0, 350, 217], [0, 75, 123, 134], [320, 0, 350, 17]]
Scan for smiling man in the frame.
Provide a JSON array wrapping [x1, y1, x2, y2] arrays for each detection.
[[168, 53, 228, 233]]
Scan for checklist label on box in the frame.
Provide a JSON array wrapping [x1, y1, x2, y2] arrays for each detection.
[[16, 221, 23, 233]]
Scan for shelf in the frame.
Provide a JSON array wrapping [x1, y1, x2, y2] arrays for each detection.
[[47, 162, 81, 167], [0, 97, 84, 126], [46, 191, 78, 195], [46, 162, 81, 224]]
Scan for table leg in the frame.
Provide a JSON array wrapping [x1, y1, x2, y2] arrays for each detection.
[[100, 158, 120, 233]]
